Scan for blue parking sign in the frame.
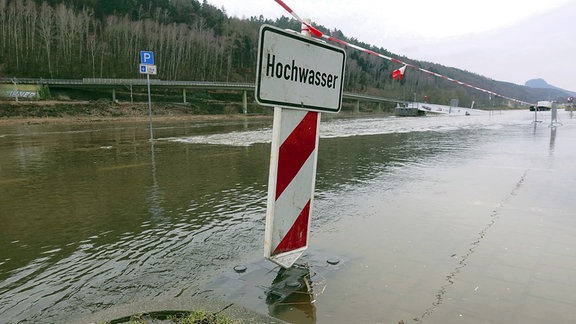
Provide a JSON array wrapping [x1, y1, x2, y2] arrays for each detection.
[[140, 51, 154, 65]]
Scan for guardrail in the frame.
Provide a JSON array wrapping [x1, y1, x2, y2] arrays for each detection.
[[0, 77, 405, 105]]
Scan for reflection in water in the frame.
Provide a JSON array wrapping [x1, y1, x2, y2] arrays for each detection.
[[531, 108, 540, 124], [266, 264, 319, 323], [148, 141, 166, 224], [549, 126, 557, 155]]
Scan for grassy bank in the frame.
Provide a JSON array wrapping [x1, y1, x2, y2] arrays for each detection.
[[107, 309, 240, 324], [0, 99, 273, 126]]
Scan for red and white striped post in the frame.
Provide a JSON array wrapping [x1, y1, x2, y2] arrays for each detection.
[[256, 16, 345, 268], [264, 108, 320, 268], [264, 17, 345, 268], [263, 21, 320, 269]]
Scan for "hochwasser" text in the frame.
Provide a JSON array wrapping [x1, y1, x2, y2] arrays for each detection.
[[265, 54, 339, 89]]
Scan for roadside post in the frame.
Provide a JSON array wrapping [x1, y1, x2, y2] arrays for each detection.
[[139, 50, 157, 141], [550, 102, 562, 127], [11, 78, 18, 103], [256, 23, 346, 268], [532, 102, 541, 124]]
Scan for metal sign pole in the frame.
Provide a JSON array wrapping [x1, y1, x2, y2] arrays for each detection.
[[12, 78, 18, 103], [147, 73, 153, 141], [140, 51, 156, 142]]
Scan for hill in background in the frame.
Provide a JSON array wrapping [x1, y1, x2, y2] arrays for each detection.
[[525, 78, 576, 98], [1, 0, 573, 108]]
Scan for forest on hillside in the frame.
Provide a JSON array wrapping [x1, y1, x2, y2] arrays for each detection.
[[0, 0, 557, 107]]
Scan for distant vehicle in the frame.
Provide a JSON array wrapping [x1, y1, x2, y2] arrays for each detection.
[[529, 101, 553, 111]]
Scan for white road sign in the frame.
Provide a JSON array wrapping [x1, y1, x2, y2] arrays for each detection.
[[139, 64, 157, 75], [256, 25, 346, 113]]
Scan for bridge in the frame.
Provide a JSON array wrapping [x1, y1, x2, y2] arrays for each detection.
[[0, 78, 406, 114]]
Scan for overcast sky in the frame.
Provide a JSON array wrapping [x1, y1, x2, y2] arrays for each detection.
[[207, 0, 576, 92]]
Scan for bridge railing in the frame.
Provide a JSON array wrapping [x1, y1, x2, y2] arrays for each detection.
[[1, 77, 403, 105], [0, 78, 83, 85]]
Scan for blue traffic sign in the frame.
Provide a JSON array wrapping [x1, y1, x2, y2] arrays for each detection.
[[140, 51, 154, 65]]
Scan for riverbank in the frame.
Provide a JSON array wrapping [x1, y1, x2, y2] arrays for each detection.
[[0, 100, 273, 126], [0, 100, 390, 126]]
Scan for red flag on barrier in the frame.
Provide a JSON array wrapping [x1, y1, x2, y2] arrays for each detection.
[[392, 65, 407, 80]]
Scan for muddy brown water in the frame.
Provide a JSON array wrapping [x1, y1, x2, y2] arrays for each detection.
[[1, 110, 576, 323]]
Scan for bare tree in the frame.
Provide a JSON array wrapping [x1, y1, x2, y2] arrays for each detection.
[[0, 0, 6, 56], [8, 0, 22, 72], [21, 0, 38, 74], [38, 2, 54, 77], [87, 33, 97, 78]]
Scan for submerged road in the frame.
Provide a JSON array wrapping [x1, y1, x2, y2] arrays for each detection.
[[1, 110, 575, 323]]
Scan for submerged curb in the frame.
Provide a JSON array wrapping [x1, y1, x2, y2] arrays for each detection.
[[68, 295, 285, 324]]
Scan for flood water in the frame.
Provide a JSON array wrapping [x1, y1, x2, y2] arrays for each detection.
[[1, 110, 576, 323]]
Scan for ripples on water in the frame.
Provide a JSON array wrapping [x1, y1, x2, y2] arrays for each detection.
[[166, 112, 524, 146], [1, 184, 269, 322], [0, 111, 538, 322]]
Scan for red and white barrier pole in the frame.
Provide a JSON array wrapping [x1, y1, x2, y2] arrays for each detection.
[[263, 20, 321, 269]]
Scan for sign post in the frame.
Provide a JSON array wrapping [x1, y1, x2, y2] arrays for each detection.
[[139, 51, 157, 141], [256, 24, 345, 268], [11, 78, 18, 103]]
